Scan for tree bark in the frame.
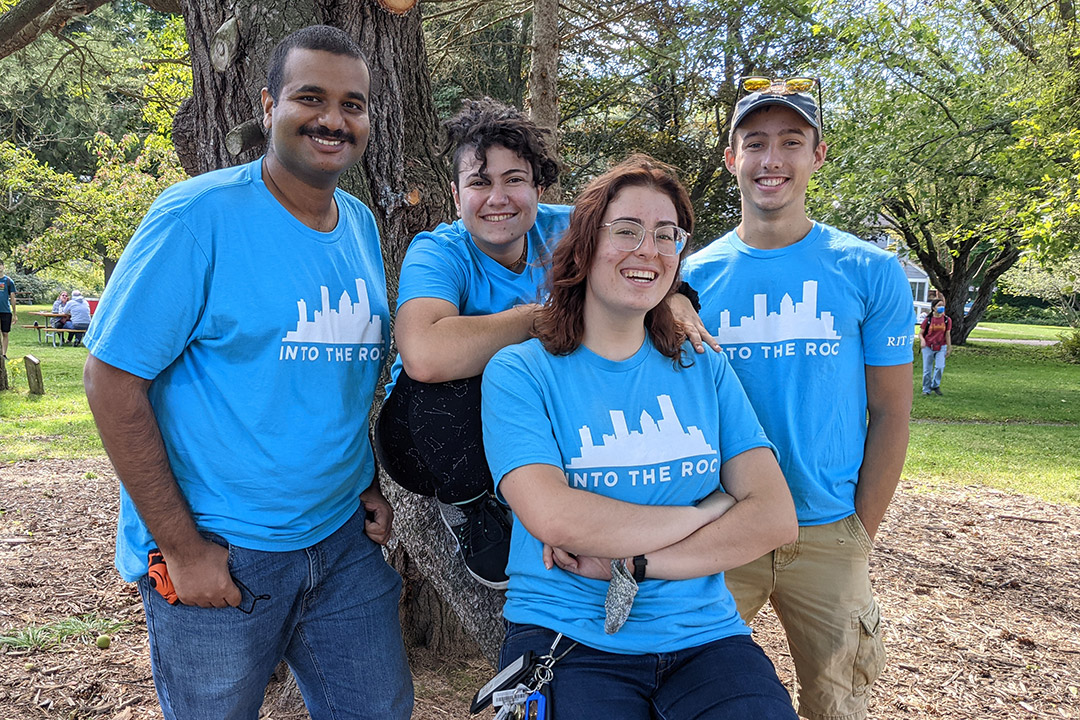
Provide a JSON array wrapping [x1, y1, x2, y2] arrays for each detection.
[[527, 0, 560, 201]]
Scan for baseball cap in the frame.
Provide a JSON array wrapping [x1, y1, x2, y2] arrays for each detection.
[[729, 91, 820, 143]]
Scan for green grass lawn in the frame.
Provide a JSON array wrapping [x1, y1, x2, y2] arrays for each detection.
[[966, 321, 1070, 341], [1, 305, 102, 461]]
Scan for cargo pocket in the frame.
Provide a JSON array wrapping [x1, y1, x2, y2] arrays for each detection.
[[852, 600, 885, 696]]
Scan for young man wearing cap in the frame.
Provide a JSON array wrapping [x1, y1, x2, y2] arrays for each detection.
[[682, 80, 914, 719]]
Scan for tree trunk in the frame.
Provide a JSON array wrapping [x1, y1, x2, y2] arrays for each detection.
[[171, 0, 506, 710], [528, 0, 560, 201]]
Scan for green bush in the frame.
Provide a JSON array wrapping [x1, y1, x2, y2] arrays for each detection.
[[1058, 328, 1080, 364], [983, 303, 1066, 325], [10, 272, 61, 304]]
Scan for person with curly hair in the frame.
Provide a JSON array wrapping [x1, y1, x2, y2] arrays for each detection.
[[375, 100, 711, 589]]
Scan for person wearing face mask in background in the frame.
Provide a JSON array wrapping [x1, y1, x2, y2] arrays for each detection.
[[919, 299, 952, 396]]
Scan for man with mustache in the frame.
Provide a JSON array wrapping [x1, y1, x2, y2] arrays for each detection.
[[83, 25, 412, 720]]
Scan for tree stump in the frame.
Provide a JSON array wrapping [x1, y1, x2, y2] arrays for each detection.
[[24, 354, 44, 395]]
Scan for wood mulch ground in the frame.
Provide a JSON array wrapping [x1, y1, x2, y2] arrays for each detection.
[[1, 458, 1078, 719]]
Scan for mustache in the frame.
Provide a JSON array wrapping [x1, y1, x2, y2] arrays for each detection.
[[299, 124, 356, 145]]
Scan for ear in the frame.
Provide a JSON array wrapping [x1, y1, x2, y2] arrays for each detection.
[[261, 88, 274, 131], [812, 141, 827, 171], [451, 183, 462, 217], [724, 146, 737, 175]]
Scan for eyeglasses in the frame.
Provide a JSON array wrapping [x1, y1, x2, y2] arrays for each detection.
[[600, 220, 689, 257]]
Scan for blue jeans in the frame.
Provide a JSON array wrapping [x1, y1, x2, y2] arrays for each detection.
[[137, 508, 413, 720], [499, 622, 797, 719], [921, 346, 945, 392]]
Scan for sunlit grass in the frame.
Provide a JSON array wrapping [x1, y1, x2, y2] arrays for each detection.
[[1, 305, 101, 462], [0, 614, 129, 651]]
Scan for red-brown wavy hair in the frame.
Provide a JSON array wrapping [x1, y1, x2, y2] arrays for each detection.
[[534, 154, 694, 362]]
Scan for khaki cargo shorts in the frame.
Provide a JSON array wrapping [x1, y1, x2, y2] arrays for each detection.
[[725, 514, 886, 720]]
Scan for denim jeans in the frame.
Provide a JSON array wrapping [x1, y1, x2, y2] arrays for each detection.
[[499, 622, 796, 720], [137, 508, 413, 720], [921, 346, 945, 393]]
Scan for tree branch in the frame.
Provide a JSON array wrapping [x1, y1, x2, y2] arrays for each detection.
[[0, 0, 111, 60]]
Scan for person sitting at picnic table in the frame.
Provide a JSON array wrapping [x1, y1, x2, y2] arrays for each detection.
[[480, 155, 799, 719], [61, 290, 91, 345], [51, 291, 70, 328]]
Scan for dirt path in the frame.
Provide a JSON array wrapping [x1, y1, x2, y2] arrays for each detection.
[[2, 459, 1078, 719]]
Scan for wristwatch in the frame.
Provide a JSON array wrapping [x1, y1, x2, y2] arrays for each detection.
[[632, 554, 647, 582]]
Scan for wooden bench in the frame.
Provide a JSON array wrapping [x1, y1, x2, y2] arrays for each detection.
[[21, 325, 87, 348]]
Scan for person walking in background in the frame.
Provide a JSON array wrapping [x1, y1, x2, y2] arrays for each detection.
[[920, 299, 951, 396], [0, 260, 16, 360]]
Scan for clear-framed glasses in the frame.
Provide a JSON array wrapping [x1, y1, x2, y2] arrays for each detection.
[[600, 220, 689, 257]]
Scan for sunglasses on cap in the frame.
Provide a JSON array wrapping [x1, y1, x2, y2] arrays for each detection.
[[737, 76, 825, 132]]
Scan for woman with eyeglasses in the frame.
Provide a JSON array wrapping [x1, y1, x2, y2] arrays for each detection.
[[481, 155, 799, 719]]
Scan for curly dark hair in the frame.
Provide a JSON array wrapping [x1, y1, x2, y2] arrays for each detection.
[[266, 25, 369, 101], [443, 97, 561, 189], [534, 154, 695, 363]]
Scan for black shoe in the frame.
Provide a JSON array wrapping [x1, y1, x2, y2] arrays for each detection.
[[933, 387, 943, 396], [439, 495, 511, 590]]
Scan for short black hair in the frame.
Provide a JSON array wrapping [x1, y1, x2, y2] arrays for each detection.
[[444, 97, 561, 189], [266, 25, 369, 101]]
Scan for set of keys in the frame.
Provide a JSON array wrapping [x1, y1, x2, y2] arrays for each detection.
[[470, 633, 578, 720]]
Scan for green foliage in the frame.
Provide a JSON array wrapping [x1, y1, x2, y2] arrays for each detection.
[[10, 133, 184, 271], [0, 2, 188, 257], [999, 254, 1080, 327], [982, 303, 1068, 326], [1057, 328, 1080, 363], [422, 0, 834, 241], [8, 272, 61, 304], [140, 15, 192, 139]]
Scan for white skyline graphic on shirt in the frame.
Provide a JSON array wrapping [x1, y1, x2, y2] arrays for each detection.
[[282, 278, 383, 344], [715, 280, 841, 343], [566, 395, 716, 468]]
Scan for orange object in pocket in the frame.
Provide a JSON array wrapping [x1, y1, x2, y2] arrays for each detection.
[[148, 548, 180, 605]]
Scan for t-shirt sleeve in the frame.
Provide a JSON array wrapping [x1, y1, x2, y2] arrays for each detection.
[[481, 348, 563, 495], [862, 254, 916, 366], [395, 234, 470, 310], [84, 209, 210, 380], [713, 353, 776, 465]]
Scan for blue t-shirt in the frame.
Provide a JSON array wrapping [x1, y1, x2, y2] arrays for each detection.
[[682, 222, 914, 526], [85, 159, 390, 581], [0, 275, 14, 313], [482, 337, 773, 654], [384, 203, 572, 395]]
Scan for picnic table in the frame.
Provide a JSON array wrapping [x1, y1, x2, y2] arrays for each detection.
[[24, 312, 84, 348]]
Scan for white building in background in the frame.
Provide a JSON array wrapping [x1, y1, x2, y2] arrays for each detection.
[[868, 235, 931, 316]]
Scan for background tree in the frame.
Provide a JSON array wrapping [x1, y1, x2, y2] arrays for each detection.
[[999, 254, 1080, 327]]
